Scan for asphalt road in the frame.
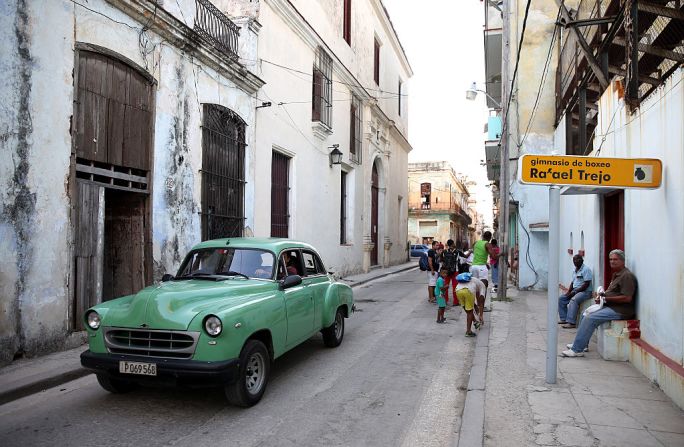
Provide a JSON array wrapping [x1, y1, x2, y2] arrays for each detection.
[[0, 269, 475, 447]]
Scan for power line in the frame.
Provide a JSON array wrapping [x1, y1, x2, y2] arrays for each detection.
[[498, 0, 533, 147], [255, 58, 409, 97]]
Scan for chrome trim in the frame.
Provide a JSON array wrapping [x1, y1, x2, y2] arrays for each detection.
[[104, 327, 200, 359]]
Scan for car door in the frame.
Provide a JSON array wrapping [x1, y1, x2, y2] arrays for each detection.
[[279, 249, 315, 347], [300, 250, 329, 330]]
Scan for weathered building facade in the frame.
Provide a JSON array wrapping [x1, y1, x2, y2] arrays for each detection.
[[407, 161, 472, 246], [481, 0, 559, 290], [0, 0, 263, 362], [0, 0, 412, 363]]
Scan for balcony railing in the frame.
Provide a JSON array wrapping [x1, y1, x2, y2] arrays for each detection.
[[195, 0, 240, 61]]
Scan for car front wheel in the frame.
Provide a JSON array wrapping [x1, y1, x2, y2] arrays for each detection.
[[225, 340, 270, 407], [96, 374, 136, 393], [321, 308, 345, 348]]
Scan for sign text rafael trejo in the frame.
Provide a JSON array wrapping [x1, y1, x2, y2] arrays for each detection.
[[528, 158, 612, 184]]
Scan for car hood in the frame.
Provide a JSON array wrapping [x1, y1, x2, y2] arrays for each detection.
[[102, 279, 275, 330]]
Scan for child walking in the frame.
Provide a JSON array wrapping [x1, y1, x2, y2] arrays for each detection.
[[436, 268, 449, 323]]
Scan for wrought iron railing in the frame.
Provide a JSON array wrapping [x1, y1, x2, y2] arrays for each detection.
[[195, 0, 240, 61], [557, 0, 604, 108]]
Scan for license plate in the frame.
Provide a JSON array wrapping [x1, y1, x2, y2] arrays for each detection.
[[119, 361, 157, 376]]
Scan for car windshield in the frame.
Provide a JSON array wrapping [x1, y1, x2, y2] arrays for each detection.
[[175, 247, 275, 280]]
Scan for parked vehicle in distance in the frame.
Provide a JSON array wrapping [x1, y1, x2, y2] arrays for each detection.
[[410, 244, 430, 257], [80, 238, 354, 407]]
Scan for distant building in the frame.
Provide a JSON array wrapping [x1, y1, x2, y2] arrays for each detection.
[[407, 161, 472, 246]]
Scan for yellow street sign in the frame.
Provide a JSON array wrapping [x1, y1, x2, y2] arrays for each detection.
[[518, 155, 662, 188]]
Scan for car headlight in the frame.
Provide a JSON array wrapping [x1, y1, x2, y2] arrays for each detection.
[[86, 311, 101, 330], [204, 315, 222, 337]]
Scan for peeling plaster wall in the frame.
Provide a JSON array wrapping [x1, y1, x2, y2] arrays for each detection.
[[506, 0, 558, 290], [0, 0, 257, 363], [0, 0, 75, 363], [554, 71, 684, 369]]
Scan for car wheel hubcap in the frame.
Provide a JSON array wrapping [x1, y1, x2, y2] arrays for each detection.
[[335, 313, 343, 339], [245, 352, 265, 394]]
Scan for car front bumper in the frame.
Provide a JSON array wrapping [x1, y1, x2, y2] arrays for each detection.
[[80, 350, 240, 387]]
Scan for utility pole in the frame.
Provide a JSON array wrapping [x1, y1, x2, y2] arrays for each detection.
[[497, 0, 511, 300]]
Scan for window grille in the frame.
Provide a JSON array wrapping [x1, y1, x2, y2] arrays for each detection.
[[343, 0, 352, 44], [201, 104, 246, 240], [312, 47, 333, 127], [349, 95, 362, 164], [373, 38, 380, 85], [271, 151, 290, 237]]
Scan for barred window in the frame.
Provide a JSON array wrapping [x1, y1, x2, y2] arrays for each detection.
[[312, 47, 333, 127], [349, 95, 362, 164]]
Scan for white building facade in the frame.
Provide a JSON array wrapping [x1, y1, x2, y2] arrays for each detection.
[[251, 0, 413, 275]]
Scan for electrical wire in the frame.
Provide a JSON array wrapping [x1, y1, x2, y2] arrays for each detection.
[[497, 0, 533, 147], [255, 58, 409, 97], [511, 196, 539, 289]]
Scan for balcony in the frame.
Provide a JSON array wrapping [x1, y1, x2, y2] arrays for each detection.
[[194, 0, 240, 61], [556, 0, 684, 154]]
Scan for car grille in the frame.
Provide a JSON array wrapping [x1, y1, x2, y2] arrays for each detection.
[[104, 328, 200, 359]]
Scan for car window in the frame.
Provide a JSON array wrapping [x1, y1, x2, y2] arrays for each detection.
[[301, 250, 326, 276], [177, 248, 275, 279], [278, 249, 303, 279]]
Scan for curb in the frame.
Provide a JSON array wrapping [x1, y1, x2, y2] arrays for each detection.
[[0, 367, 91, 406], [342, 264, 417, 289], [456, 316, 490, 446]]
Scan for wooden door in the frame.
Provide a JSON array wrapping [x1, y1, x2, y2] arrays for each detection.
[[603, 191, 624, 287], [371, 163, 379, 265], [74, 181, 103, 330], [103, 190, 146, 301]]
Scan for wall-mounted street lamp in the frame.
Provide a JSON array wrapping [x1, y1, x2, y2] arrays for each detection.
[[465, 82, 501, 108], [329, 144, 343, 167]]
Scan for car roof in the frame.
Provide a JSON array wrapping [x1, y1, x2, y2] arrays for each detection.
[[191, 237, 318, 253]]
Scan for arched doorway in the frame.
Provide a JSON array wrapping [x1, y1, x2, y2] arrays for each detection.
[[72, 48, 155, 329], [371, 161, 379, 266]]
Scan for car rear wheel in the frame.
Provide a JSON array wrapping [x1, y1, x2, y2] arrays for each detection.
[[96, 374, 136, 393], [225, 340, 270, 407], [321, 308, 345, 348]]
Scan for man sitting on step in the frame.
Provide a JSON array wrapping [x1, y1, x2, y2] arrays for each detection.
[[562, 249, 637, 358]]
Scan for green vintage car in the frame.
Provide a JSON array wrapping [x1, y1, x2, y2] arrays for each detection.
[[80, 238, 354, 407]]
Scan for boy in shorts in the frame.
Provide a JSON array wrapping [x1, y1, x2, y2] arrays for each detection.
[[455, 273, 486, 336], [435, 268, 449, 323]]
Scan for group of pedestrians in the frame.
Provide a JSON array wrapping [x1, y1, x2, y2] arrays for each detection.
[[424, 231, 501, 337]]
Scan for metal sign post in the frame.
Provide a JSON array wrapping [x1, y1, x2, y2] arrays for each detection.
[[546, 186, 560, 383]]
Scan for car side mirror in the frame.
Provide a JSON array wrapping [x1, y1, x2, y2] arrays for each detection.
[[280, 274, 302, 289], [161, 274, 174, 282]]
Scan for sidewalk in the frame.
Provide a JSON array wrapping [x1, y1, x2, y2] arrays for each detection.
[[458, 287, 684, 447], [0, 261, 416, 406]]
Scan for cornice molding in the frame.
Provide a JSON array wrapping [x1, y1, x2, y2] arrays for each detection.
[[104, 0, 265, 94], [370, 0, 413, 77]]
